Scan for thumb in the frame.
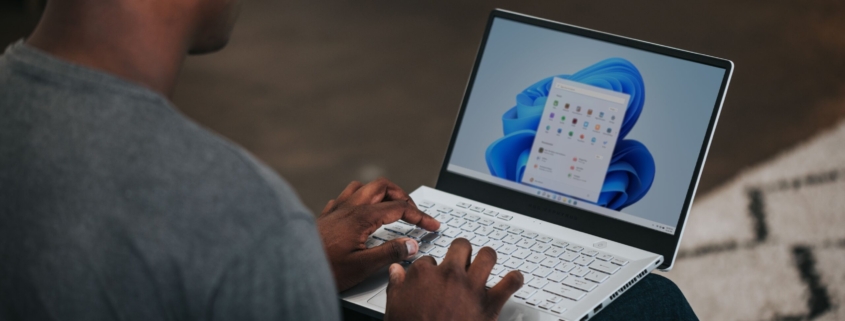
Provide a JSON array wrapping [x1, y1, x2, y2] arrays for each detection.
[[387, 263, 406, 290], [356, 238, 418, 275]]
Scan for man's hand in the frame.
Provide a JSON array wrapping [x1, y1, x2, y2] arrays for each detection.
[[384, 238, 524, 321], [317, 178, 440, 292]]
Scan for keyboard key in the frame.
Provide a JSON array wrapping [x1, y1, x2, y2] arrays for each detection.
[[547, 271, 568, 283], [528, 278, 548, 289], [486, 276, 502, 288], [450, 211, 467, 218], [447, 218, 466, 228], [562, 277, 597, 292], [540, 257, 561, 268], [596, 253, 614, 261], [544, 247, 565, 258], [611, 258, 629, 266], [462, 222, 481, 232], [502, 234, 521, 244], [419, 243, 435, 253], [470, 236, 489, 246], [496, 255, 509, 265], [516, 239, 536, 249], [406, 228, 428, 239], [532, 266, 553, 278], [569, 266, 589, 277], [512, 249, 532, 259], [590, 261, 621, 274], [519, 263, 538, 274], [539, 301, 553, 310], [464, 214, 480, 222], [508, 228, 524, 235], [435, 215, 452, 224], [478, 218, 495, 226], [567, 245, 584, 252], [456, 231, 475, 241], [551, 239, 568, 248], [456, 202, 471, 208], [475, 226, 494, 236], [581, 249, 599, 257], [470, 206, 485, 212], [496, 213, 513, 221], [420, 233, 439, 243], [559, 251, 580, 262], [526, 297, 542, 306], [547, 295, 563, 304], [530, 242, 551, 253], [373, 230, 403, 241], [536, 236, 553, 243], [435, 205, 453, 213], [526, 252, 545, 264], [492, 222, 510, 230], [488, 230, 508, 240], [442, 228, 461, 238], [434, 236, 454, 247], [485, 240, 504, 251], [429, 247, 448, 258], [497, 244, 518, 255], [504, 258, 523, 269], [491, 264, 504, 275], [555, 262, 576, 273], [551, 305, 567, 314], [385, 223, 414, 235], [366, 238, 384, 248], [483, 209, 499, 216], [418, 200, 435, 208], [585, 270, 609, 283], [522, 232, 538, 239], [573, 256, 595, 266], [544, 283, 586, 301], [514, 289, 537, 299]]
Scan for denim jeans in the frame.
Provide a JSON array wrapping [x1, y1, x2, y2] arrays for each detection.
[[342, 274, 698, 320]]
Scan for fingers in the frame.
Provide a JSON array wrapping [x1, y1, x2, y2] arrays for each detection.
[[353, 238, 418, 276], [386, 263, 406, 293], [442, 238, 472, 271], [349, 178, 412, 206], [467, 247, 497, 286], [320, 199, 336, 215], [486, 270, 524, 314], [336, 181, 364, 204], [363, 201, 440, 232]]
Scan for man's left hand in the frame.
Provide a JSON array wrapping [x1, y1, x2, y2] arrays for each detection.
[[316, 178, 440, 292]]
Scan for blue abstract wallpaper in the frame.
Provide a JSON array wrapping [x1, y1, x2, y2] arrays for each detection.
[[484, 58, 655, 210]]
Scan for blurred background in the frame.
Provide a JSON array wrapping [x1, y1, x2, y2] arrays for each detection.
[[3, 0, 844, 320]]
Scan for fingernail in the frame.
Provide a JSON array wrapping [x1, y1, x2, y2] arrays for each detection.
[[405, 240, 418, 257]]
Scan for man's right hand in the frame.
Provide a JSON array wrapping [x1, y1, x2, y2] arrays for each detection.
[[384, 238, 524, 321]]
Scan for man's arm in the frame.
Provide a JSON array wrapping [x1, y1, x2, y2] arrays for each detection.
[[209, 217, 340, 321]]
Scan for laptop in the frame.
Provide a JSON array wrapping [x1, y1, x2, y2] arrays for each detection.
[[341, 9, 733, 321]]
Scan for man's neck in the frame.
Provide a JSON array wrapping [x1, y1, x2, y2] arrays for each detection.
[[26, 1, 195, 98]]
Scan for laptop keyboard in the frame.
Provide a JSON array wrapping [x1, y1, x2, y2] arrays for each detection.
[[365, 200, 630, 316]]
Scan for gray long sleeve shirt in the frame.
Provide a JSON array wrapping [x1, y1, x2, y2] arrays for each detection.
[[0, 42, 340, 321]]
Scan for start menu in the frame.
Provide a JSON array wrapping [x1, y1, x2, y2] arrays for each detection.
[[520, 77, 631, 202]]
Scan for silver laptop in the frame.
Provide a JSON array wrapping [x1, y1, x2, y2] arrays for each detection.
[[341, 9, 733, 321]]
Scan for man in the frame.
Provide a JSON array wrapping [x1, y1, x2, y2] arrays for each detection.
[[0, 0, 698, 320]]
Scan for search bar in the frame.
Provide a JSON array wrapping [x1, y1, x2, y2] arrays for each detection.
[[554, 82, 628, 105]]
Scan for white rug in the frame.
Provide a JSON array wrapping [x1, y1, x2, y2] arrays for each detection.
[[657, 121, 845, 320]]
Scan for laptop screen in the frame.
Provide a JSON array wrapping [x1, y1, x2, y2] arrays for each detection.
[[445, 17, 727, 235]]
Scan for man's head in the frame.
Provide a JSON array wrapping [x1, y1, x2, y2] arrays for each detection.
[[189, 0, 243, 54], [27, 0, 244, 95]]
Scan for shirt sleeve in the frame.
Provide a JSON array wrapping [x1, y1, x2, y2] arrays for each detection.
[[208, 217, 340, 321]]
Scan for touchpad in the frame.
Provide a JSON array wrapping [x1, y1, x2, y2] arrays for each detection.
[[367, 288, 388, 309]]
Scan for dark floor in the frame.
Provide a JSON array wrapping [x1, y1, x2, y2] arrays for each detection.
[[3, 0, 845, 213]]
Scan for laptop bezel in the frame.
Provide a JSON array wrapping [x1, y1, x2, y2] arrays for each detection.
[[434, 9, 733, 270]]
